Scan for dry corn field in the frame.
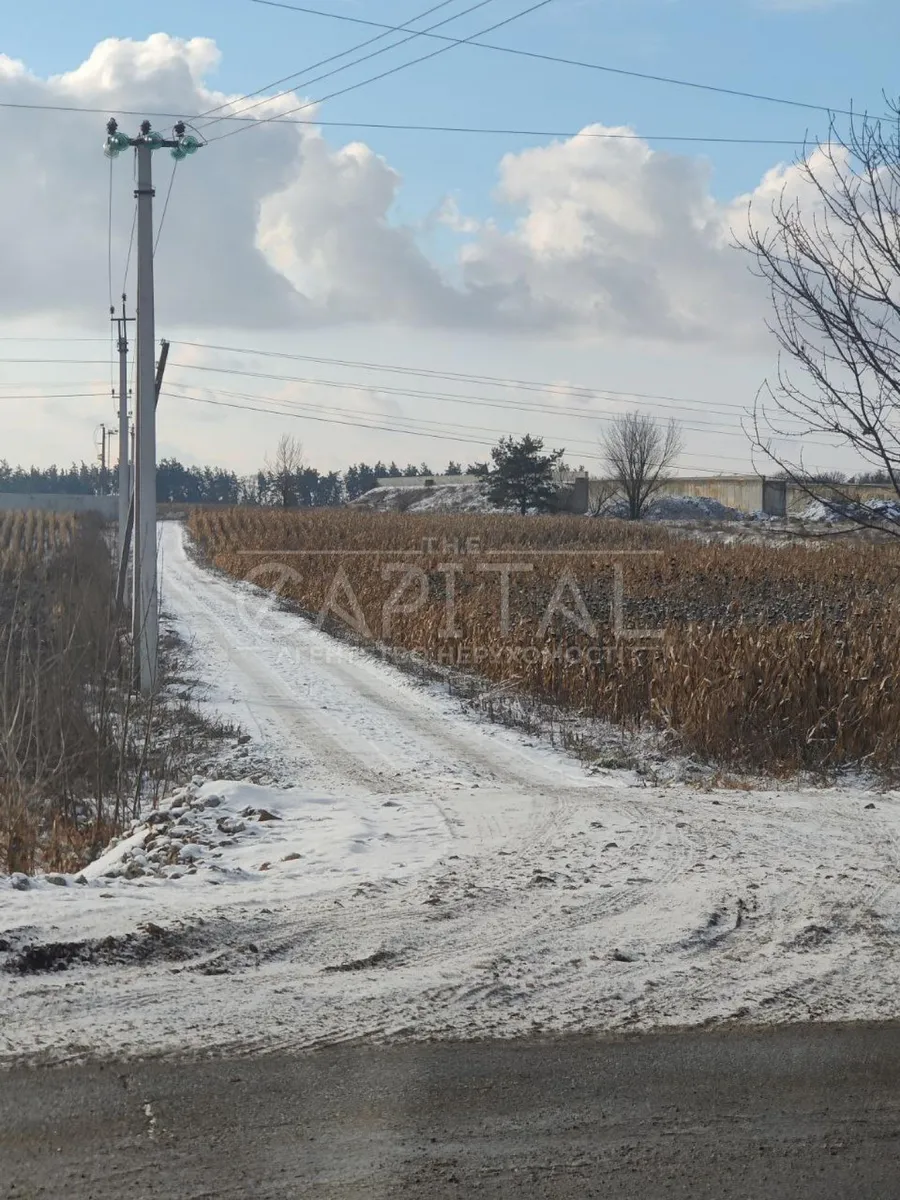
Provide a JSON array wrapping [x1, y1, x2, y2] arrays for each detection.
[[189, 508, 900, 773], [0, 510, 76, 574]]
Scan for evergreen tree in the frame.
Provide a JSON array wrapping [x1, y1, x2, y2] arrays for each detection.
[[484, 435, 565, 516], [345, 463, 380, 500]]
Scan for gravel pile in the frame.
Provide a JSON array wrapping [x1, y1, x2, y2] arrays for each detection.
[[600, 495, 748, 522], [96, 780, 281, 883]]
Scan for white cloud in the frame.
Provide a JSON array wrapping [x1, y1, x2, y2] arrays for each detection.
[[0, 35, 300, 329], [0, 36, 806, 348], [455, 127, 769, 344], [435, 196, 482, 235]]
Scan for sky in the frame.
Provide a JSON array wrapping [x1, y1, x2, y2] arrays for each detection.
[[1, 0, 897, 478]]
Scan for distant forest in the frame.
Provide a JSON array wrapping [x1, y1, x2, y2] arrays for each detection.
[[0, 457, 471, 506]]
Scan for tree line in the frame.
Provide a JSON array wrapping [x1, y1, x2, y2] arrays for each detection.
[[0, 451, 467, 506]]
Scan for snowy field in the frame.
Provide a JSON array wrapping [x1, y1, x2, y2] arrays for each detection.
[[2, 522, 899, 1065]]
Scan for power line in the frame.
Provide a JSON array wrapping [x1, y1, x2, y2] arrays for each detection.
[[168, 377, 766, 464], [168, 377, 577, 444], [0, 343, 842, 450], [0, 98, 810, 144], [166, 360, 754, 438], [154, 160, 180, 256], [168, 366, 796, 456], [197, 0, 488, 133], [170, 387, 508, 450], [206, 122, 805, 145], [0, 377, 114, 386], [250, 0, 862, 120], [170, 339, 754, 415], [252, 122, 809, 146], [0, 391, 112, 401], [196, 0, 463, 122], [207, 0, 559, 145], [123, 201, 137, 295], [167, 384, 757, 468], [167, 356, 839, 452]]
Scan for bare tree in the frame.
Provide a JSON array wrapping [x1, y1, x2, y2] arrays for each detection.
[[266, 435, 305, 508], [588, 477, 620, 517], [600, 412, 682, 520], [740, 103, 900, 534]]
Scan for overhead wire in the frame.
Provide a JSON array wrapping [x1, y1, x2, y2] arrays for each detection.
[[0, 392, 114, 401], [206, 0, 560, 145], [0, 98, 825, 146], [166, 360, 754, 437], [154, 160, 180, 256], [195, 0, 482, 132], [227, 122, 809, 145], [165, 378, 762, 465], [0, 337, 112, 343], [120, 146, 139, 298], [0, 358, 113, 365], [122, 209, 137, 298], [202, 0, 511, 136], [249, 0, 864, 120], [166, 383, 760, 469], [165, 365, 835, 452], [0, 377, 115, 387], [168, 387, 510, 449], [171, 339, 755, 415]]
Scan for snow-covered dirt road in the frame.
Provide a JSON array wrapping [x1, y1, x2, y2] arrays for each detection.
[[2, 522, 900, 1064]]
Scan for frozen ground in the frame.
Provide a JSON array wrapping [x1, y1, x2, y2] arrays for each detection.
[[1, 522, 899, 1065]]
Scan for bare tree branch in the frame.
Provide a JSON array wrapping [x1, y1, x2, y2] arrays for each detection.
[[738, 102, 900, 535]]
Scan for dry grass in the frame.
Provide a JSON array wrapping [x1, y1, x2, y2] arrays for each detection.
[[188, 508, 900, 774], [0, 512, 231, 875]]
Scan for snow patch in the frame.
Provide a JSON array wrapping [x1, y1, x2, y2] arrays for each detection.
[[351, 483, 507, 514], [801, 497, 900, 524], [73, 778, 450, 893]]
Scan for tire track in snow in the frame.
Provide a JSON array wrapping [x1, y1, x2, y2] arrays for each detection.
[[9, 525, 899, 1063]]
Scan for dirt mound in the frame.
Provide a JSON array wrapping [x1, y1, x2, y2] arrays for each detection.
[[351, 484, 504, 514]]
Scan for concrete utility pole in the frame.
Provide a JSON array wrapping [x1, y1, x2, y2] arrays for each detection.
[[115, 342, 169, 618], [106, 427, 117, 489], [105, 117, 202, 694], [133, 124, 157, 693], [111, 296, 133, 568]]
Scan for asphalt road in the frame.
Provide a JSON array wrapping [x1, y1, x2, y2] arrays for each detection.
[[3, 1023, 900, 1199]]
